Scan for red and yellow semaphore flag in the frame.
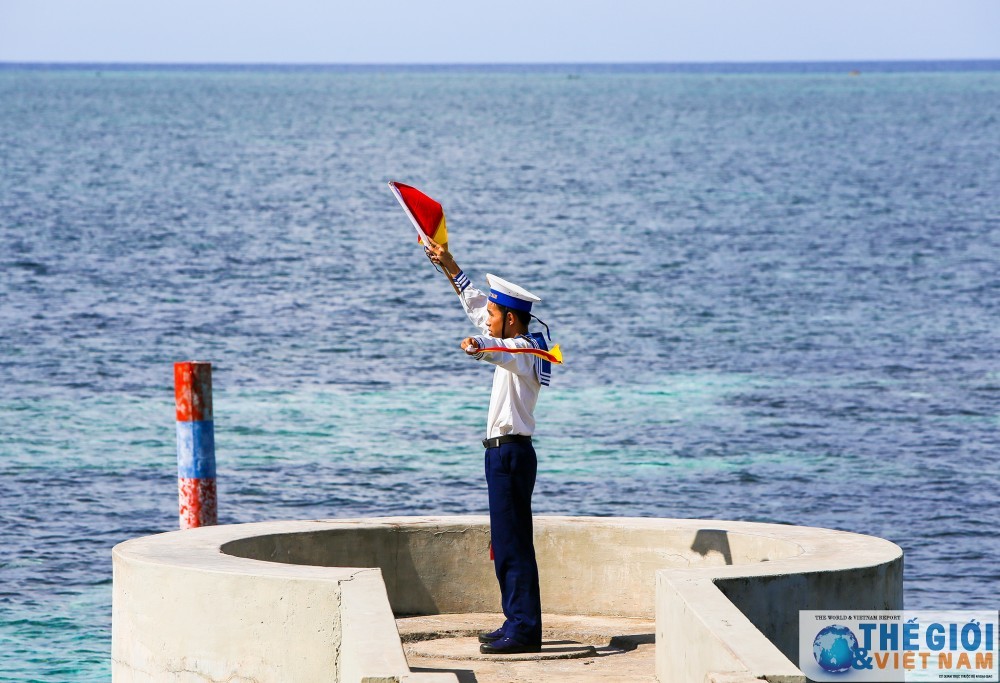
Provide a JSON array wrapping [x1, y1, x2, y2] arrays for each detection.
[[388, 181, 449, 249], [387, 180, 564, 365]]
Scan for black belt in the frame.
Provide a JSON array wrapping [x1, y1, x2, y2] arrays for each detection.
[[482, 434, 532, 449]]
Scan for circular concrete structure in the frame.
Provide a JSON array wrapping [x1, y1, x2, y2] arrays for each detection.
[[112, 516, 902, 682]]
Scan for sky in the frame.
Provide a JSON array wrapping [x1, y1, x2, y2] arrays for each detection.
[[1, 0, 998, 64]]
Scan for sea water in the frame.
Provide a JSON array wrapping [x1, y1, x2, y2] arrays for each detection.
[[0, 62, 998, 680]]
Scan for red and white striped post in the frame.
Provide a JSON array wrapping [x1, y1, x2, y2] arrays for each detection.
[[174, 361, 217, 528]]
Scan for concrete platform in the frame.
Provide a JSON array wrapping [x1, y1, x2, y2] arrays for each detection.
[[111, 516, 903, 682], [400, 612, 654, 681]]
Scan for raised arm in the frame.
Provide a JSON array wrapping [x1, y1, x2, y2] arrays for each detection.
[[425, 244, 461, 297], [425, 242, 461, 281], [426, 243, 490, 334]]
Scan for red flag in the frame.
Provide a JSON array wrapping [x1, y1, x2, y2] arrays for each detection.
[[388, 181, 449, 247]]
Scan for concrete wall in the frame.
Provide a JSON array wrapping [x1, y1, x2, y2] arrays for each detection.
[[221, 522, 499, 616], [654, 524, 903, 683], [220, 517, 805, 619], [112, 516, 902, 683], [112, 534, 351, 681]]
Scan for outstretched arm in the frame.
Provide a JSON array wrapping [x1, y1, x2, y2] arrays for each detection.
[[460, 335, 537, 377]]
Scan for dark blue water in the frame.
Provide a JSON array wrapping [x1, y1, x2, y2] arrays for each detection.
[[1, 62, 998, 680]]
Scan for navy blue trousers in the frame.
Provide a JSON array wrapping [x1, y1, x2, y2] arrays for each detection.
[[485, 441, 542, 646]]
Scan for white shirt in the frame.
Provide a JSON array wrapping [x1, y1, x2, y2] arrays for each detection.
[[457, 280, 541, 439]]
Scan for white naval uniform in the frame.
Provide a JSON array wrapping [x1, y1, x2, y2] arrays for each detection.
[[453, 271, 542, 439]]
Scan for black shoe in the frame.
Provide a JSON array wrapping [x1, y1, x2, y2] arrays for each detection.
[[478, 628, 505, 644], [479, 637, 542, 655]]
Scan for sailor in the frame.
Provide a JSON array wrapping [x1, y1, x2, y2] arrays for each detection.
[[427, 242, 552, 655]]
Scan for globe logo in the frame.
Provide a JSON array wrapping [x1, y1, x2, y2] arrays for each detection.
[[813, 624, 859, 673]]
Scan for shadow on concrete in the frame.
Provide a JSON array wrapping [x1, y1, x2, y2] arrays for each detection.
[[411, 666, 478, 683], [608, 633, 655, 651], [690, 528, 733, 565]]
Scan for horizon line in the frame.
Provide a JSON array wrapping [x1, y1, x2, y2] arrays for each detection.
[[2, 57, 999, 67]]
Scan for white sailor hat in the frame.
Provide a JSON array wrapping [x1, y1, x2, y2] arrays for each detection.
[[486, 274, 541, 313]]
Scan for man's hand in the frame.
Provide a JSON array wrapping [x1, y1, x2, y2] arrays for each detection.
[[425, 242, 459, 276], [461, 337, 480, 355]]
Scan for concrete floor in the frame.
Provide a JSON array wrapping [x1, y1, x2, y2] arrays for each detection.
[[397, 613, 656, 683]]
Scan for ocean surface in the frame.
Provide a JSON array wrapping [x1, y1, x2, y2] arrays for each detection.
[[1, 61, 998, 680]]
